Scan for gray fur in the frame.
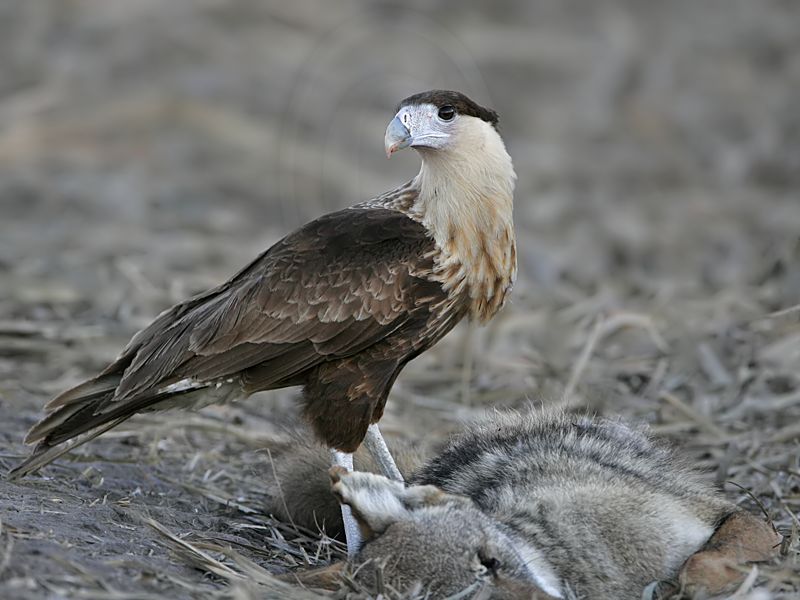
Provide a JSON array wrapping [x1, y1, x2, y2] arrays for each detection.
[[269, 409, 738, 599], [266, 432, 427, 540]]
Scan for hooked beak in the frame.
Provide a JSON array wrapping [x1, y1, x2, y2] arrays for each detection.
[[384, 116, 412, 158]]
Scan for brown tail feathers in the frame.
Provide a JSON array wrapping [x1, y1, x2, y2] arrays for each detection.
[[9, 374, 213, 480]]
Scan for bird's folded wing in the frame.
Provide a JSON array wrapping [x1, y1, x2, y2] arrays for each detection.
[[95, 206, 441, 407]]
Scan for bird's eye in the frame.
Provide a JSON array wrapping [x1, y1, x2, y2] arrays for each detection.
[[438, 105, 456, 121]]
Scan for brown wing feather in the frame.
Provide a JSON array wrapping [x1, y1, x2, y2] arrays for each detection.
[[113, 207, 434, 399], [17, 205, 442, 472]]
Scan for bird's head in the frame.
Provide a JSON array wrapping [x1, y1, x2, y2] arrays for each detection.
[[384, 90, 500, 158]]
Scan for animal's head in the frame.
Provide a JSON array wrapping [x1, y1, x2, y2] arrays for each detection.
[[384, 90, 500, 158], [329, 467, 561, 599]]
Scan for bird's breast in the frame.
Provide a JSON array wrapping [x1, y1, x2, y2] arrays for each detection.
[[431, 225, 516, 323]]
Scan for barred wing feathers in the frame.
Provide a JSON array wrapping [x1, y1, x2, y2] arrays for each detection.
[[14, 206, 449, 477]]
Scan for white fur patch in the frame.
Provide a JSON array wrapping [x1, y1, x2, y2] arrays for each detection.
[[659, 502, 715, 572], [513, 539, 564, 598]]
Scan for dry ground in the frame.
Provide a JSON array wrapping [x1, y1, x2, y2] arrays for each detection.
[[0, 1, 798, 598]]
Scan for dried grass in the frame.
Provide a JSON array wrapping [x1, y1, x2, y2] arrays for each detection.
[[1, 0, 799, 598]]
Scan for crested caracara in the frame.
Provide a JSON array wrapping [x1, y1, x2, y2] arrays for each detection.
[[11, 90, 516, 555]]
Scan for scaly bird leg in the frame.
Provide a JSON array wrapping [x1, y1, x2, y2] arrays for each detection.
[[363, 423, 403, 482], [330, 449, 362, 558]]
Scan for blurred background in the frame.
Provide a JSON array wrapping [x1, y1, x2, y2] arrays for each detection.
[[0, 1, 798, 597]]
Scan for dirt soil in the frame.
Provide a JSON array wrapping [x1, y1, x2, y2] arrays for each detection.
[[0, 1, 798, 598]]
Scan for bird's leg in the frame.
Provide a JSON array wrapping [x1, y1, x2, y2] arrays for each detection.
[[363, 423, 404, 482], [329, 449, 362, 558]]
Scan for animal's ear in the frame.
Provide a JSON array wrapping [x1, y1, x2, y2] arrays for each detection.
[[329, 467, 464, 538]]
